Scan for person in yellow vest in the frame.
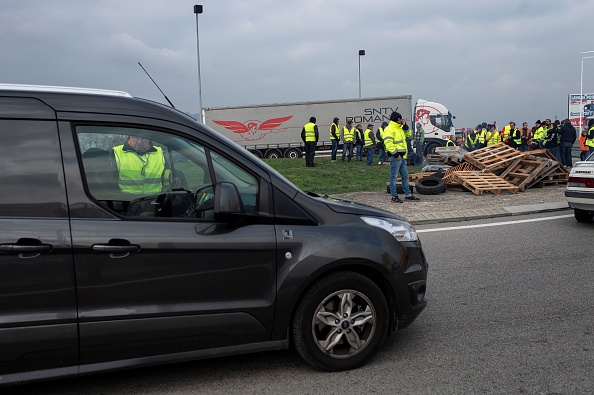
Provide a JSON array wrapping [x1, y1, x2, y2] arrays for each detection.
[[486, 124, 501, 146], [383, 112, 420, 203], [531, 119, 547, 149], [586, 118, 594, 158], [301, 117, 319, 167], [376, 121, 388, 164], [445, 136, 457, 147], [475, 125, 487, 148], [113, 135, 166, 194], [464, 129, 480, 151], [506, 122, 522, 149], [364, 124, 376, 166], [329, 117, 340, 161], [341, 120, 355, 162]]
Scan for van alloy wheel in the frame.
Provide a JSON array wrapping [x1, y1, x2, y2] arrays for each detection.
[[292, 272, 388, 371]]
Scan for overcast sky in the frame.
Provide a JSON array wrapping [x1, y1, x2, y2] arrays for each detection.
[[1, 0, 593, 129]]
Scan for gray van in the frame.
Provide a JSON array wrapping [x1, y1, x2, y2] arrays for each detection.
[[0, 84, 427, 386]]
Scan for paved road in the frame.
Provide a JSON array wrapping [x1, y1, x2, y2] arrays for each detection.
[[7, 213, 594, 394]]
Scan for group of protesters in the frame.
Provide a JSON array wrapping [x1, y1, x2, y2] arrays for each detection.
[[448, 119, 583, 169]]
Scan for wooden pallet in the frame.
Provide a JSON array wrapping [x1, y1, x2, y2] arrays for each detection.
[[443, 163, 481, 184], [463, 143, 526, 171], [452, 171, 520, 196]]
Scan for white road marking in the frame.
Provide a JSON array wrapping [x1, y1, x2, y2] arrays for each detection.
[[416, 214, 575, 233]]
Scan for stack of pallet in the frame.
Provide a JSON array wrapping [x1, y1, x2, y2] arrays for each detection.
[[436, 143, 568, 195]]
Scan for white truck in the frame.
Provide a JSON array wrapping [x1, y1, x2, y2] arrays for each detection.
[[203, 96, 456, 158]]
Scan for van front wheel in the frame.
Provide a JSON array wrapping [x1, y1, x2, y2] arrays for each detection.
[[292, 271, 388, 371]]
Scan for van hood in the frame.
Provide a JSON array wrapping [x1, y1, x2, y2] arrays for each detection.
[[305, 191, 407, 220]]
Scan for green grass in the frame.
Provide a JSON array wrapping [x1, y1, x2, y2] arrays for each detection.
[[263, 157, 422, 195]]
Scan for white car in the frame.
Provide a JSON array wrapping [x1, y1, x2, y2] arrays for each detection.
[[565, 152, 594, 222]]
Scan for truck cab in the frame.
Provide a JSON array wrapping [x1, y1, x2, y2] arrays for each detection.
[[414, 99, 456, 155]]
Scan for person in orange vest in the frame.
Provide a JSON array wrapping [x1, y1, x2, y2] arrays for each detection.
[[580, 129, 590, 161]]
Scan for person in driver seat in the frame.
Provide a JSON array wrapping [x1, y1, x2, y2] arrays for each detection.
[[112, 136, 166, 194]]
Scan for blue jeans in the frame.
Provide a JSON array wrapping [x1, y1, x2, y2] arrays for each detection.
[[389, 156, 411, 196], [355, 144, 363, 161], [377, 148, 386, 164], [331, 139, 339, 160], [366, 147, 375, 165], [342, 142, 353, 161]]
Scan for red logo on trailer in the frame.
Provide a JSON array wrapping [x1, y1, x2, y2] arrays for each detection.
[[212, 116, 293, 141]]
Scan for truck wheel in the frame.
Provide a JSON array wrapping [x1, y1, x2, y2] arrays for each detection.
[[292, 271, 388, 371], [415, 176, 446, 195], [284, 148, 302, 159], [248, 150, 263, 158], [574, 209, 593, 223], [424, 142, 440, 156], [265, 149, 282, 159]]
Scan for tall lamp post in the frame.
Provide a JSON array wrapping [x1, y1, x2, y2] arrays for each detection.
[[580, 50, 594, 132], [194, 5, 204, 122], [358, 49, 365, 98]]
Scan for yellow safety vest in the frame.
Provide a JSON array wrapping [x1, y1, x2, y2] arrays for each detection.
[[329, 123, 340, 140], [509, 128, 522, 146], [113, 145, 165, 194], [486, 131, 500, 145], [343, 126, 355, 142], [364, 128, 374, 147], [303, 122, 316, 142], [586, 126, 594, 148], [465, 134, 479, 149], [476, 130, 486, 144]]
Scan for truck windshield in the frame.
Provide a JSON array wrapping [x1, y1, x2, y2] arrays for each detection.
[[429, 113, 454, 130]]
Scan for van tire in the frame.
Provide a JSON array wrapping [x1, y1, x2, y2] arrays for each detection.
[[292, 271, 388, 371], [415, 176, 446, 195]]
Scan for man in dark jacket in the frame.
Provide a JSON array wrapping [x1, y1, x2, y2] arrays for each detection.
[[559, 119, 577, 168]]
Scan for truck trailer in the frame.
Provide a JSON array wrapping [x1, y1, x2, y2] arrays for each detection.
[[203, 96, 455, 158]]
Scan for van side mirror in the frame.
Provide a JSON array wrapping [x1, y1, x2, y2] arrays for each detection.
[[214, 182, 245, 222]]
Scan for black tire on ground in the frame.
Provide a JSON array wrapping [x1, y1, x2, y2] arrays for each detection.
[[292, 271, 389, 371], [385, 183, 414, 194], [415, 176, 446, 195], [574, 209, 594, 223]]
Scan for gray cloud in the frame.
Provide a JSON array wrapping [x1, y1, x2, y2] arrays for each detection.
[[1, 0, 593, 128]]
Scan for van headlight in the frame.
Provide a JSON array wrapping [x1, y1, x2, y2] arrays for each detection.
[[360, 216, 418, 242]]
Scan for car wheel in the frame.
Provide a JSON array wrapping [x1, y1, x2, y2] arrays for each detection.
[[574, 209, 594, 223], [415, 176, 446, 195], [292, 271, 388, 371]]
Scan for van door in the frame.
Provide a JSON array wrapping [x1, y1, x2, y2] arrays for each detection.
[[68, 125, 277, 365], [0, 100, 77, 380]]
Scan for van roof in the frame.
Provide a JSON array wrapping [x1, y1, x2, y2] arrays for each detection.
[[0, 83, 132, 98]]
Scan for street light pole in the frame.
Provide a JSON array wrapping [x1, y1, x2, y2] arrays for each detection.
[[580, 51, 594, 133], [358, 50, 365, 98], [194, 5, 204, 122]]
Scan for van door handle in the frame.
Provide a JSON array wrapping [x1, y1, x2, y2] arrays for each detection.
[[92, 244, 141, 253], [0, 243, 52, 253]]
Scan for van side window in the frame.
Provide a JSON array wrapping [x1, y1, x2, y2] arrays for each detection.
[[75, 125, 259, 219], [0, 119, 68, 217]]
